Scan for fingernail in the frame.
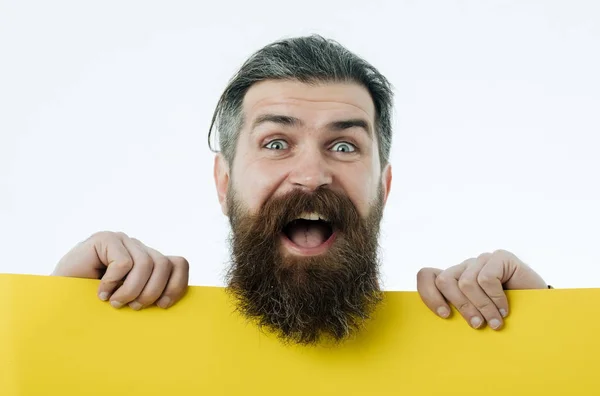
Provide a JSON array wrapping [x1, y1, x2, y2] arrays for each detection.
[[110, 300, 123, 309], [470, 316, 483, 328], [129, 301, 143, 311], [157, 296, 171, 309], [490, 319, 502, 329], [98, 292, 109, 301], [500, 309, 508, 318], [437, 306, 450, 318]]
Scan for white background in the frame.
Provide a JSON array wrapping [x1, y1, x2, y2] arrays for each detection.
[[1, 0, 599, 290]]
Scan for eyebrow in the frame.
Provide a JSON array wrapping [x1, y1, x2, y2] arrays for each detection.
[[250, 114, 372, 137], [251, 114, 302, 130], [326, 119, 371, 136]]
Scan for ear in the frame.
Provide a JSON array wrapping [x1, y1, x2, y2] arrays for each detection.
[[381, 163, 392, 206], [213, 153, 230, 216]]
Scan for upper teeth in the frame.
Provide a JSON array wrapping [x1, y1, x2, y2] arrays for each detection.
[[298, 212, 328, 222]]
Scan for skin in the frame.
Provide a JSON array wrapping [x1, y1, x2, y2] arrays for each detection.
[[52, 232, 189, 310], [52, 80, 548, 330]]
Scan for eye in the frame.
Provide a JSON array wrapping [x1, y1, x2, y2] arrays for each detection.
[[330, 142, 356, 153], [264, 139, 289, 150]]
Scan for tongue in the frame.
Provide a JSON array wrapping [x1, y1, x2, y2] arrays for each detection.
[[287, 221, 330, 248]]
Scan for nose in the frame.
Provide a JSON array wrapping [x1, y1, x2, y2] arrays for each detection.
[[287, 147, 333, 191]]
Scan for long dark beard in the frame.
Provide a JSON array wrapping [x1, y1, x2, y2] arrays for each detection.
[[225, 187, 385, 345]]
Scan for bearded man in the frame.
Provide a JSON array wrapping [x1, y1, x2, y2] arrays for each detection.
[[52, 35, 549, 345]]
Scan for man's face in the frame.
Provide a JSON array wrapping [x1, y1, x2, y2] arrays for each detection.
[[214, 80, 392, 344]]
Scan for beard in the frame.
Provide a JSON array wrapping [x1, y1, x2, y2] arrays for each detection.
[[224, 185, 385, 346]]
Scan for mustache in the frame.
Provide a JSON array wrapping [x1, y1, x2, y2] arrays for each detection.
[[231, 188, 363, 236]]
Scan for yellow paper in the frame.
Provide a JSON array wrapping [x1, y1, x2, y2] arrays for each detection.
[[0, 273, 598, 395]]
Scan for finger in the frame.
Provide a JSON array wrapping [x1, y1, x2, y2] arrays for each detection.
[[128, 240, 173, 310], [477, 250, 515, 318], [108, 237, 155, 308], [435, 261, 486, 329], [458, 253, 505, 330], [96, 235, 135, 301], [416, 267, 451, 318], [156, 256, 190, 309]]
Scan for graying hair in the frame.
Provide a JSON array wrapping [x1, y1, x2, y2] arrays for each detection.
[[207, 35, 394, 169]]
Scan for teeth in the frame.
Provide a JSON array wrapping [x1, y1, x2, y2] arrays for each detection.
[[298, 212, 328, 222]]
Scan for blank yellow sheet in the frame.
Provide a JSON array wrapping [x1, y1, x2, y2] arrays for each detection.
[[1, 273, 598, 395]]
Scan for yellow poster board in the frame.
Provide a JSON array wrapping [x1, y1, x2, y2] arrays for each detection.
[[1, 273, 598, 395]]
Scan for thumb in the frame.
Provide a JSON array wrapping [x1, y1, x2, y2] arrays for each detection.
[[491, 250, 547, 290], [52, 232, 124, 279], [52, 240, 104, 278], [503, 263, 547, 289]]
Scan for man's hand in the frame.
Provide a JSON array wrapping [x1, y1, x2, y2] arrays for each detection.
[[416, 249, 548, 330], [52, 231, 189, 310]]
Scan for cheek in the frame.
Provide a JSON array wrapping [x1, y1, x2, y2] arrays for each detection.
[[335, 164, 380, 217], [232, 159, 282, 213]]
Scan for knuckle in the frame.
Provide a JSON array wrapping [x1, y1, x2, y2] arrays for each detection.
[[100, 278, 123, 289], [474, 300, 493, 312], [155, 257, 172, 268], [492, 249, 524, 267], [88, 230, 113, 241], [115, 231, 129, 240], [115, 289, 137, 302], [457, 301, 472, 313], [130, 237, 148, 248], [434, 273, 451, 289], [416, 267, 431, 281], [458, 277, 476, 292], [138, 256, 154, 270], [489, 292, 507, 301], [460, 257, 477, 267], [171, 256, 190, 271], [477, 273, 495, 287], [111, 258, 134, 272], [136, 291, 160, 305], [89, 230, 128, 243], [492, 249, 512, 258]]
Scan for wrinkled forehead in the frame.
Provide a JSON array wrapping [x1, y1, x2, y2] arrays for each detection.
[[241, 80, 376, 128]]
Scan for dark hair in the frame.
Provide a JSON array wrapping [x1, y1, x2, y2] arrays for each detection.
[[208, 34, 394, 169]]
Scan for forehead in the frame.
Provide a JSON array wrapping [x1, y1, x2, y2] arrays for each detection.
[[241, 80, 376, 124]]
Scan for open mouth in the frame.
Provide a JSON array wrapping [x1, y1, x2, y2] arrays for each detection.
[[282, 212, 335, 253]]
